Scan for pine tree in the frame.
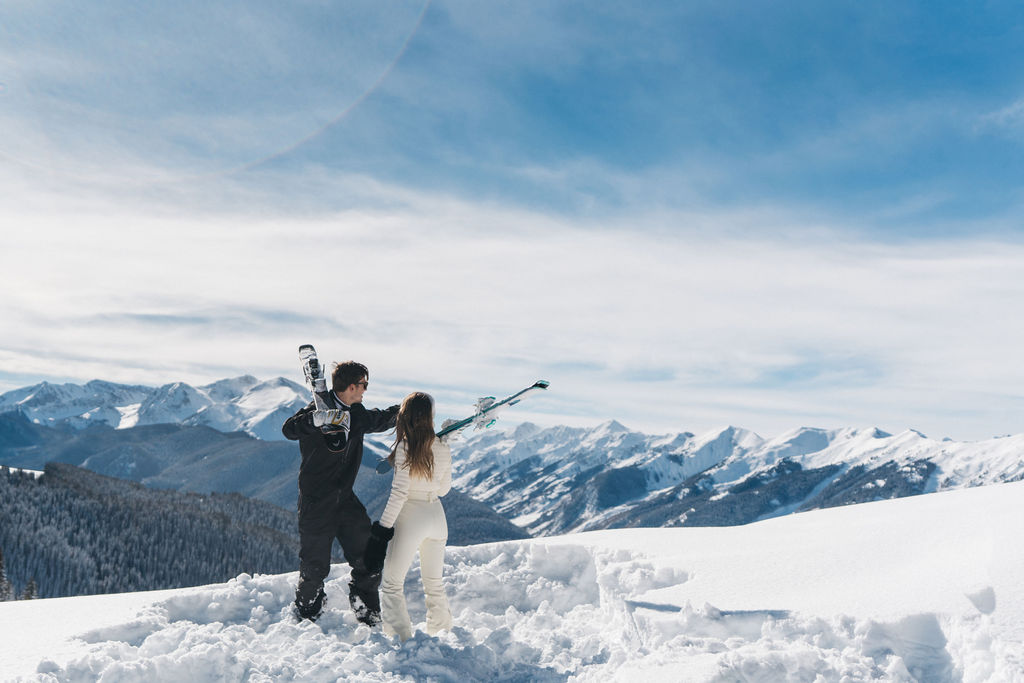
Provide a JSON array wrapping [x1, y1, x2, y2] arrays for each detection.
[[21, 577, 38, 600], [0, 547, 12, 601]]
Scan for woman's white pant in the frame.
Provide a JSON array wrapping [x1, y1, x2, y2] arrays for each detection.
[[380, 495, 452, 641]]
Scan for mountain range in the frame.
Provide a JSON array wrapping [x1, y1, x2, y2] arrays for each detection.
[[451, 420, 1024, 535], [3, 377, 1023, 539], [0, 376, 307, 441]]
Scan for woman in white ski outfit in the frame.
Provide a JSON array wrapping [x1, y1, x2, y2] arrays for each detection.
[[363, 391, 453, 641]]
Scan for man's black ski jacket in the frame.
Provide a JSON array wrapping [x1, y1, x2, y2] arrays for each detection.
[[282, 398, 398, 505]]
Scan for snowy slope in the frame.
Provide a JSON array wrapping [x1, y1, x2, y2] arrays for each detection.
[[183, 377, 309, 442], [0, 377, 307, 441], [1, 481, 1022, 682], [451, 422, 1024, 535], [0, 380, 153, 430]]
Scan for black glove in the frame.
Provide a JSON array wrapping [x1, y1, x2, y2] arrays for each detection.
[[363, 521, 394, 574]]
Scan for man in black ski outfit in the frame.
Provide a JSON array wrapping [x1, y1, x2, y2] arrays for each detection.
[[282, 360, 398, 624]]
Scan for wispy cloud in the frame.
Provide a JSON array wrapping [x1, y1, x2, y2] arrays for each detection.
[[0, 0, 429, 176], [3, 183, 1024, 440], [4, 0, 1024, 234], [978, 97, 1024, 136], [3, 1, 1024, 441]]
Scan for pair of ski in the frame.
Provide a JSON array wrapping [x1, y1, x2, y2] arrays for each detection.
[[298, 344, 549, 474]]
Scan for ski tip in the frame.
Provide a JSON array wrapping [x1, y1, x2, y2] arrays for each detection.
[[533, 380, 550, 389]]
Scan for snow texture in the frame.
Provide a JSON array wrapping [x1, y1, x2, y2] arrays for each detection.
[[1, 480, 1022, 682]]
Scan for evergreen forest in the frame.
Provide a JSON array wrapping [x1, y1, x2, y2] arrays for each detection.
[[0, 464, 299, 599]]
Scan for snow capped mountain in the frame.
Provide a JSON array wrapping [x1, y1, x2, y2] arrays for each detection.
[[136, 382, 212, 427], [0, 380, 153, 430], [0, 377, 308, 441], [5, 376, 1024, 538], [200, 375, 262, 403], [2, 480, 1022, 680], [184, 377, 309, 442], [450, 421, 1024, 536]]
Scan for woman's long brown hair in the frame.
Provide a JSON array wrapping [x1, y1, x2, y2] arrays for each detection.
[[389, 392, 435, 479]]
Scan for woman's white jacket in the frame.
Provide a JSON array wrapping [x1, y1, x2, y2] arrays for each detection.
[[379, 440, 452, 528]]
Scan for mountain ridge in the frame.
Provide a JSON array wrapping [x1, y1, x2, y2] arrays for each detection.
[[450, 421, 1024, 535], [3, 377, 1023, 538], [0, 376, 307, 441]]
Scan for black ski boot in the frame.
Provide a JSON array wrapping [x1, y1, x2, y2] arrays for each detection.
[[349, 592, 381, 627], [294, 581, 327, 622]]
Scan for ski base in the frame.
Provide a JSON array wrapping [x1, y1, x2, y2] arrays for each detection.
[[298, 344, 333, 419]]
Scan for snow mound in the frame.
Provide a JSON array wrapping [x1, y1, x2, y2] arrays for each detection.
[[3, 481, 1022, 681]]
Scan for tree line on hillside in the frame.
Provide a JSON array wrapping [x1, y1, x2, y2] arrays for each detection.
[[0, 464, 301, 599], [0, 546, 37, 600]]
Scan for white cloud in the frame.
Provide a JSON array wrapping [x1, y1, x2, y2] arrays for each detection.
[[978, 97, 1024, 135], [3, 176, 1024, 441]]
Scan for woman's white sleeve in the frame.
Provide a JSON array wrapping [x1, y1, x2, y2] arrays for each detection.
[[379, 445, 410, 528], [436, 441, 452, 497]]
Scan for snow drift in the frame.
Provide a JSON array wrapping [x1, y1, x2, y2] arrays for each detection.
[[1, 480, 1022, 681]]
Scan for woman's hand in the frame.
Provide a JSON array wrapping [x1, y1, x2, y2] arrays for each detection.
[[363, 521, 394, 573]]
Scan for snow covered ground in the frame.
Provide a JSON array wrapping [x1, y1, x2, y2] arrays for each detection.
[[0, 467, 42, 479], [2, 481, 1022, 682]]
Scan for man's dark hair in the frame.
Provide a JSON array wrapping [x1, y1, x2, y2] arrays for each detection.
[[332, 361, 369, 393]]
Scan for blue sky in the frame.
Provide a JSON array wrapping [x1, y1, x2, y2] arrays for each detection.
[[2, 1, 1024, 440], [282, 0, 1024, 231]]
